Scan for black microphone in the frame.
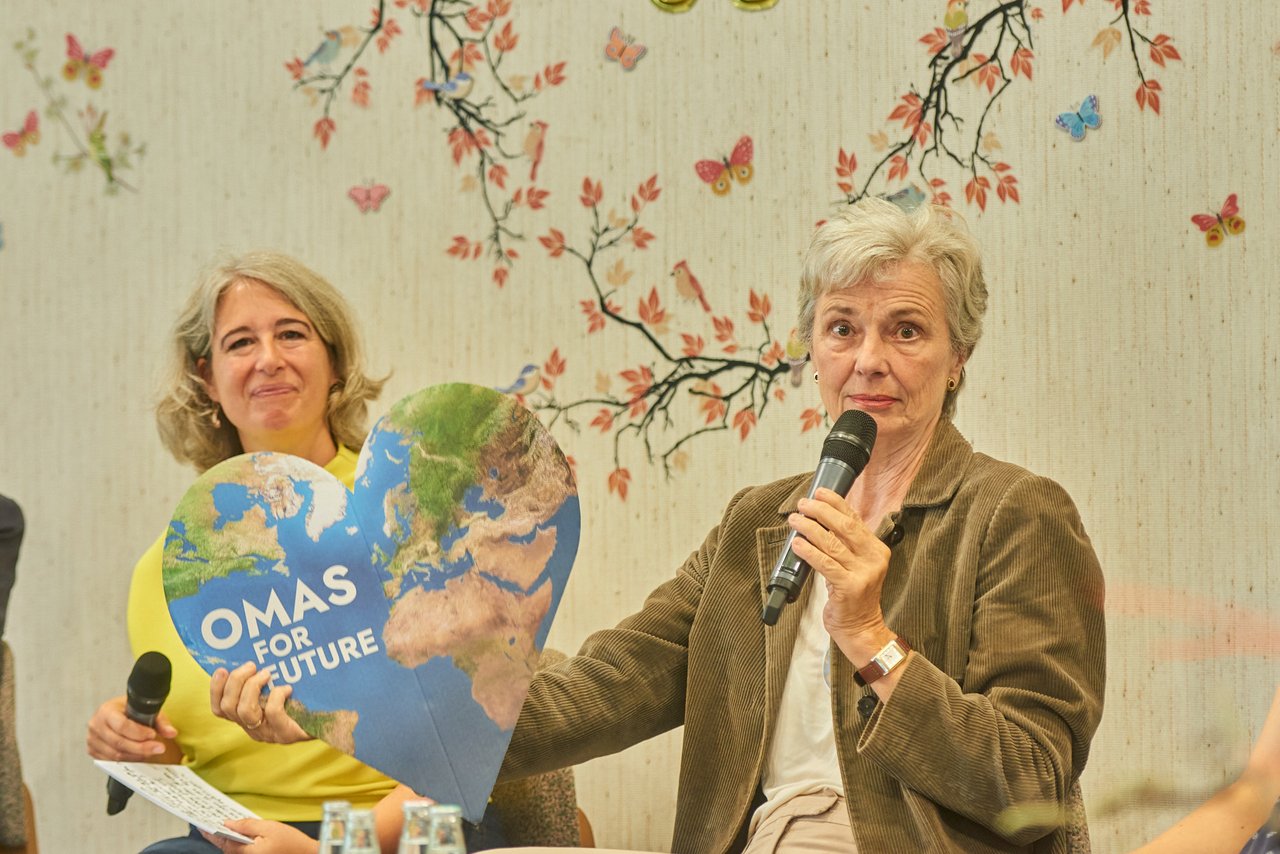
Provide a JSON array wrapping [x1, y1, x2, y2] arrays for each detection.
[[106, 651, 172, 815], [761, 409, 877, 626]]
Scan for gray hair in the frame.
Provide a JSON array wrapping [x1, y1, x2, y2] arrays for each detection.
[[155, 251, 387, 472], [797, 197, 988, 418]]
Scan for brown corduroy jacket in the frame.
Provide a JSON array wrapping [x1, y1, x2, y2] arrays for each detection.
[[503, 420, 1106, 853]]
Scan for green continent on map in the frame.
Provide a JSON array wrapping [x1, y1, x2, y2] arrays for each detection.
[[288, 699, 359, 756], [381, 385, 512, 583], [164, 457, 289, 601]]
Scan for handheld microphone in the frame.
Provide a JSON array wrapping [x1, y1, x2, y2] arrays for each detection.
[[761, 409, 877, 626], [106, 651, 172, 816]]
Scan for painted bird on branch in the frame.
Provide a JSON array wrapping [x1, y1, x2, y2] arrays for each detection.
[[943, 0, 968, 59], [524, 120, 548, 182], [496, 364, 541, 397], [304, 30, 342, 69], [671, 260, 712, 313]]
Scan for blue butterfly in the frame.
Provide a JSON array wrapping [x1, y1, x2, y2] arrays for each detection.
[[1054, 94, 1101, 141]]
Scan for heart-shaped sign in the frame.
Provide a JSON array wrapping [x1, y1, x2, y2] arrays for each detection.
[[162, 383, 579, 820]]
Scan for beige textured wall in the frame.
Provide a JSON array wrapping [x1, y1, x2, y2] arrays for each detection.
[[1, 1, 1278, 851]]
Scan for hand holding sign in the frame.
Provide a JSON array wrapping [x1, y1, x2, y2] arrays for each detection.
[[163, 383, 579, 820]]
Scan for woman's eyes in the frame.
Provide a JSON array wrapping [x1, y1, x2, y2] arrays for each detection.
[[897, 325, 919, 340]]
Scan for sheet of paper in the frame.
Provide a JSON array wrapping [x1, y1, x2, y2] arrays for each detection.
[[95, 760, 258, 843]]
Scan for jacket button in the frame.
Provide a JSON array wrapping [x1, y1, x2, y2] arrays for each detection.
[[857, 695, 878, 718], [885, 525, 905, 546]]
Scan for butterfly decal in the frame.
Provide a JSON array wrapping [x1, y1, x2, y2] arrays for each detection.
[[604, 27, 646, 71], [348, 183, 390, 213], [3, 111, 40, 156], [1190, 194, 1245, 248], [1054, 95, 1101, 141], [62, 34, 115, 89], [695, 135, 754, 196]]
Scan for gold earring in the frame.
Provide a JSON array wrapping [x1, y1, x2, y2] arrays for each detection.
[[813, 372, 819, 383], [946, 377, 957, 391], [211, 407, 222, 428]]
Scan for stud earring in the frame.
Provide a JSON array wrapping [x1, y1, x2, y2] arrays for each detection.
[[946, 377, 957, 392], [813, 372, 819, 384]]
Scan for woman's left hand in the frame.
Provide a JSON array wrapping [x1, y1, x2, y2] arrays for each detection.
[[787, 487, 894, 654], [200, 819, 314, 853]]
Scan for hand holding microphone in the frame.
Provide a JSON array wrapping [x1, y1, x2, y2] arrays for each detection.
[[87, 651, 173, 815], [762, 409, 877, 626]]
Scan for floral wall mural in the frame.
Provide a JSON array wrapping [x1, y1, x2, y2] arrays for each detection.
[[1, 2, 1277, 851]]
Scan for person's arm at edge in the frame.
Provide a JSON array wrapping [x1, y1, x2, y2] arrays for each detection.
[[1130, 686, 1280, 854]]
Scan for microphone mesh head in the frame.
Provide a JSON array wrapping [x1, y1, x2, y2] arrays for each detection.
[[822, 409, 877, 466], [128, 650, 172, 699]]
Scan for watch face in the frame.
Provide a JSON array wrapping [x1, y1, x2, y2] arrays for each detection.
[[876, 643, 905, 671]]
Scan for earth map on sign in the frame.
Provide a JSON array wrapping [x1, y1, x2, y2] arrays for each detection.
[[163, 383, 579, 818]]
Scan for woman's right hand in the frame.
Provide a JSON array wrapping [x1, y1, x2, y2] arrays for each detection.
[[209, 662, 311, 745], [86, 694, 179, 762]]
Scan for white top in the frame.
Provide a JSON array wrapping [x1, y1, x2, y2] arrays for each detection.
[[751, 580, 844, 833]]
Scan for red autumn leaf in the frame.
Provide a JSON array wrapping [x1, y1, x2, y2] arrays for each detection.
[[1136, 79, 1162, 114], [590, 409, 615, 433], [888, 154, 910, 183], [701, 396, 727, 425], [580, 299, 606, 333], [494, 21, 518, 53], [446, 235, 477, 259], [1011, 48, 1034, 80], [538, 228, 566, 258], [773, 388, 786, 402], [525, 186, 550, 210], [580, 177, 603, 207], [976, 63, 1002, 94], [836, 147, 858, 178], [449, 43, 484, 72], [681, 333, 705, 357], [747, 290, 772, 323], [996, 173, 1020, 204], [534, 62, 567, 91], [964, 176, 990, 211], [607, 468, 631, 500], [351, 75, 371, 107], [620, 366, 653, 401], [637, 287, 666, 326], [488, 0, 512, 17], [914, 121, 932, 146], [313, 117, 336, 148], [712, 315, 736, 342], [376, 17, 402, 52], [285, 57, 305, 80], [1061, 0, 1082, 11], [800, 408, 825, 432], [465, 6, 492, 31], [637, 174, 661, 203], [1030, 7, 1045, 20], [631, 226, 655, 249], [414, 78, 435, 106], [487, 163, 508, 189], [544, 348, 566, 378], [761, 341, 784, 367], [732, 408, 757, 441], [920, 27, 949, 56], [492, 267, 509, 288], [505, 248, 519, 260], [448, 127, 491, 164], [887, 92, 923, 127]]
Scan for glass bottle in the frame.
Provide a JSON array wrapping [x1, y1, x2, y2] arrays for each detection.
[[428, 803, 466, 854], [344, 808, 379, 854], [397, 799, 434, 854], [317, 800, 351, 854]]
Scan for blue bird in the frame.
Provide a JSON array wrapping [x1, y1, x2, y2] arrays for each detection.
[[304, 30, 342, 68], [495, 364, 541, 397], [420, 72, 474, 100]]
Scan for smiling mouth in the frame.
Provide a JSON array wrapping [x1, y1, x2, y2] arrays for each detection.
[[251, 385, 296, 398]]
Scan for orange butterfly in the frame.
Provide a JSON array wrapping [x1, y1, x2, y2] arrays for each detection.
[[3, 111, 40, 156], [604, 27, 646, 71], [1190, 194, 1245, 248], [349, 183, 390, 213], [62, 34, 115, 89], [695, 135, 754, 196]]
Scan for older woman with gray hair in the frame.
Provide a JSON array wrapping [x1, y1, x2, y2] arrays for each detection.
[[218, 199, 1107, 853], [84, 252, 417, 853]]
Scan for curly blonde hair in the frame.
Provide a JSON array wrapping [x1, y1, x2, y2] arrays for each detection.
[[155, 251, 387, 472], [797, 197, 988, 419]]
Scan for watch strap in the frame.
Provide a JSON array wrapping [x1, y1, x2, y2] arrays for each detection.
[[854, 636, 911, 687]]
